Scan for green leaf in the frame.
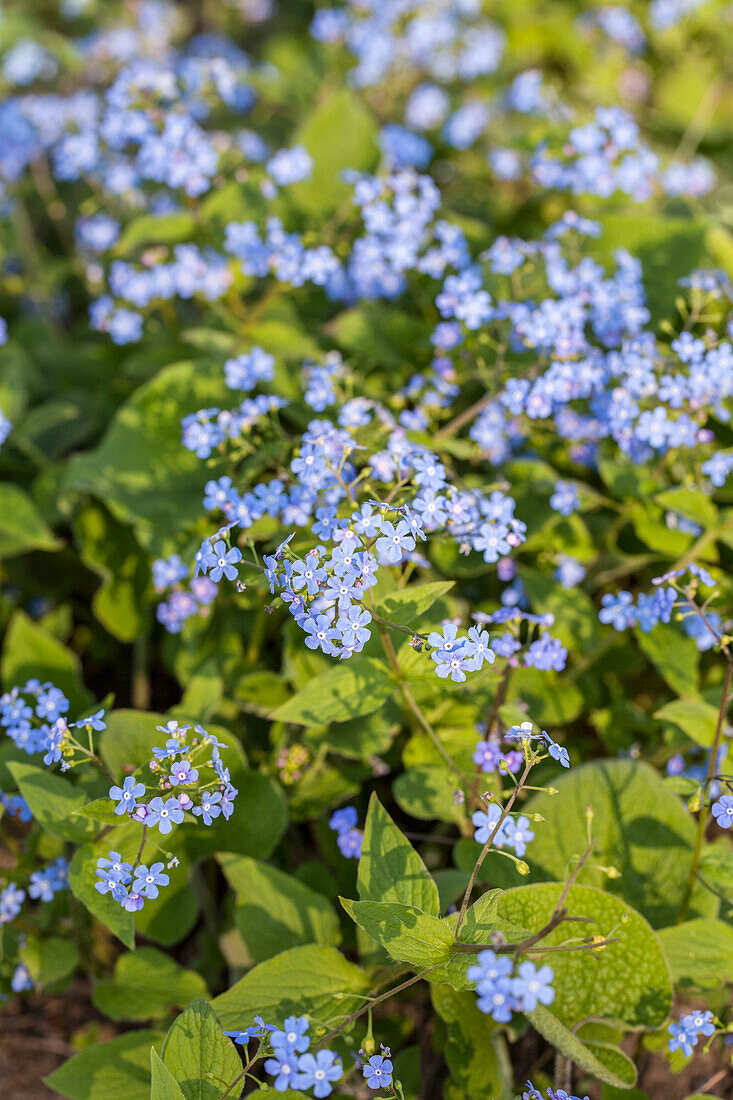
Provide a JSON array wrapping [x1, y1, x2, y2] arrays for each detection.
[[135, 881, 200, 948], [635, 625, 700, 699], [508, 667, 584, 726], [63, 360, 230, 553], [1, 610, 91, 711], [7, 761, 95, 842], [218, 853, 341, 962], [117, 212, 197, 251], [524, 759, 713, 927], [93, 947, 208, 1022], [161, 999, 241, 1100], [75, 797, 123, 826], [184, 770, 287, 860], [44, 1030, 163, 1100], [599, 213, 707, 324], [358, 793, 439, 914], [69, 843, 135, 949], [20, 934, 79, 987], [699, 841, 733, 899], [99, 709, 168, 778], [393, 765, 465, 825], [431, 984, 512, 1097], [272, 656, 394, 726], [373, 582, 454, 629], [654, 488, 717, 528], [151, 1049, 187, 1100], [522, 569, 600, 651], [497, 884, 672, 1029], [658, 919, 733, 987], [653, 699, 719, 748], [427, 890, 502, 990], [341, 897, 453, 967], [211, 945, 371, 1032], [530, 1005, 637, 1088], [601, 1087, 652, 1100], [74, 502, 148, 643], [0, 482, 60, 557], [291, 87, 378, 216]]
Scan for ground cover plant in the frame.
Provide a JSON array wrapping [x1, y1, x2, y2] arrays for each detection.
[[1, 0, 733, 1098]]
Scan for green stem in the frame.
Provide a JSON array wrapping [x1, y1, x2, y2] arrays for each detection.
[[376, 624, 468, 787], [454, 761, 532, 938], [677, 659, 733, 922], [132, 628, 150, 711], [315, 964, 442, 1049]]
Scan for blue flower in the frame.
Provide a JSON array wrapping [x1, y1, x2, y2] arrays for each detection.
[[264, 1049, 300, 1091], [73, 708, 106, 731], [467, 949, 513, 988], [171, 760, 199, 785], [375, 519, 416, 563], [132, 862, 170, 900], [362, 1053, 393, 1089], [599, 591, 636, 630], [471, 805, 507, 846], [146, 796, 185, 834], [337, 828, 363, 859], [549, 480, 580, 516], [11, 963, 33, 993], [502, 815, 534, 857], [224, 1015, 275, 1043], [712, 796, 733, 829], [193, 791, 222, 826], [271, 1016, 310, 1054], [0, 882, 25, 923], [109, 776, 145, 815], [476, 976, 515, 1022], [512, 961, 555, 1010], [668, 1020, 697, 1057], [540, 731, 570, 768], [96, 852, 133, 885], [329, 806, 358, 833], [202, 540, 243, 583], [681, 1009, 715, 1038], [95, 869, 128, 902], [295, 1050, 343, 1097]]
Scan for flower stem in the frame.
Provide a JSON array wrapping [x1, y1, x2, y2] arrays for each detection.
[[677, 658, 733, 923]]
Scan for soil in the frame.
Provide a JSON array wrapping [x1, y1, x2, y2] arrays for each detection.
[[0, 986, 117, 1100]]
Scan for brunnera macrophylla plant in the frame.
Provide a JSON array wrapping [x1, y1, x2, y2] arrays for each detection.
[[2, 1, 733, 1099]]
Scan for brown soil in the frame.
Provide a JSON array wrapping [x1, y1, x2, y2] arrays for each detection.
[[0, 986, 117, 1100]]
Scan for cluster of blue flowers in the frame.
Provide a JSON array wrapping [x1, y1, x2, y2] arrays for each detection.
[[668, 1009, 716, 1057], [0, 789, 32, 822], [0, 679, 108, 768], [94, 851, 171, 913], [310, 0, 713, 204], [523, 1085, 590, 1100], [225, 1015, 343, 1097], [328, 806, 363, 859], [95, 720, 238, 911], [468, 949, 555, 1022], [531, 106, 713, 202], [504, 722, 571, 770], [0, 857, 69, 926], [599, 562, 723, 650]]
